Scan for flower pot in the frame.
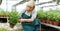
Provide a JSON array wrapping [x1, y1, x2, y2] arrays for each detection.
[[9, 23, 15, 28], [46, 20, 50, 24], [53, 21, 59, 26], [59, 22, 60, 26], [50, 21, 54, 25], [41, 19, 46, 23], [0, 15, 8, 17], [0, 15, 1, 17], [0, 15, 4, 17], [49, 21, 53, 25]]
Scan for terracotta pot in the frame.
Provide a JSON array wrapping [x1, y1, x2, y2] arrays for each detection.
[[49, 21, 54, 25], [41, 19, 46, 23], [4, 15, 7, 17], [0, 15, 4, 17], [53, 21, 59, 26], [0, 15, 8, 17], [46, 20, 50, 24], [0, 15, 2, 17], [9, 23, 15, 28], [45, 20, 53, 25], [59, 22, 60, 26]]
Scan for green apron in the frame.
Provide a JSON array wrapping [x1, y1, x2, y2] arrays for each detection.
[[21, 11, 40, 31]]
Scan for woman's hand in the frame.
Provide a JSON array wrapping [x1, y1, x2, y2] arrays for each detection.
[[19, 19, 24, 22], [19, 18, 34, 22]]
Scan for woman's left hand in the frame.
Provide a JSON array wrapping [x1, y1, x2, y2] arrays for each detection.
[[19, 19, 25, 22]]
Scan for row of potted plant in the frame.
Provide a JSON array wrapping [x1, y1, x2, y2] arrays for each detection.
[[0, 9, 20, 28], [0, 9, 9, 17], [37, 10, 60, 26]]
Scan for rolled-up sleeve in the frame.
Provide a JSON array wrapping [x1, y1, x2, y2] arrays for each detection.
[[31, 10, 37, 19]]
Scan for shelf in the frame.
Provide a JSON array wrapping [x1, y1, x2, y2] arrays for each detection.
[[0, 17, 9, 18], [41, 22, 60, 30]]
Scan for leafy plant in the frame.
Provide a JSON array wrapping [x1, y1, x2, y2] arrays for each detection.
[[42, 12, 47, 20], [0, 8, 10, 17], [52, 12, 60, 22], [37, 10, 43, 19], [37, 9, 60, 22], [37, 10, 47, 20], [47, 10, 60, 22], [8, 11, 20, 25]]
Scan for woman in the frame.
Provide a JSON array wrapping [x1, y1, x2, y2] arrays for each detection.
[[19, 0, 40, 31]]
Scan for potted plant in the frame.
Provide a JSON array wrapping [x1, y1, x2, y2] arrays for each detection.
[[37, 10, 44, 22], [0, 9, 8, 17], [0, 8, 4, 17], [51, 11, 60, 26], [37, 10, 47, 23], [54, 13, 60, 26], [41, 12, 47, 23], [46, 11, 54, 24], [37, 10, 43, 19], [8, 11, 20, 28], [46, 12, 51, 24]]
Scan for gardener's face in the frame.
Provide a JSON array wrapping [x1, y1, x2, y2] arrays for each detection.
[[26, 4, 35, 12]]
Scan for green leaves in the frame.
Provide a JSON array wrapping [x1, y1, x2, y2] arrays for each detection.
[[0, 8, 10, 16], [37, 10, 47, 20], [37, 10, 60, 22], [8, 11, 20, 24], [0, 8, 20, 24], [37, 10, 43, 19]]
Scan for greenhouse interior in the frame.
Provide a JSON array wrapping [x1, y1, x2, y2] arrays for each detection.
[[0, 0, 60, 31]]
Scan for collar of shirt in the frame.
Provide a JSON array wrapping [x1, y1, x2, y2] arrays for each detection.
[[25, 11, 32, 16]]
